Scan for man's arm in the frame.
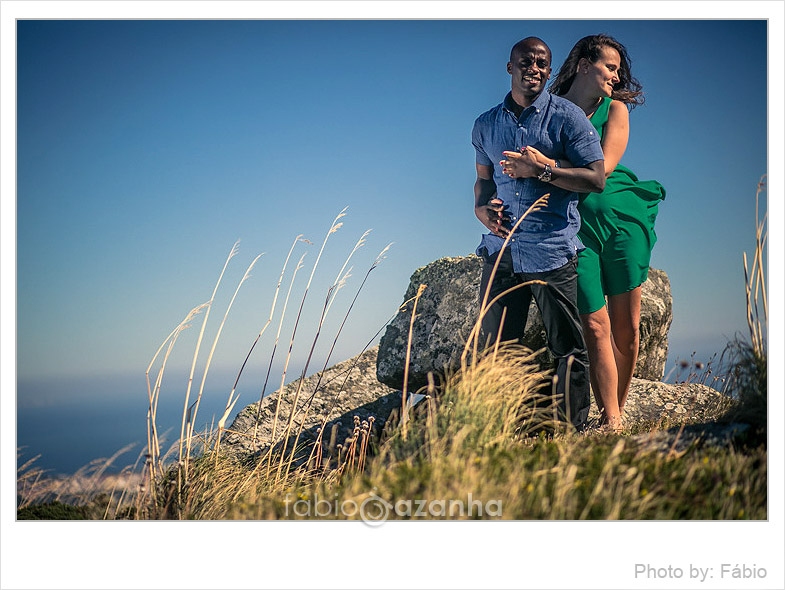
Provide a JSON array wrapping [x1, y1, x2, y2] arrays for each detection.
[[474, 163, 510, 238], [501, 151, 605, 193]]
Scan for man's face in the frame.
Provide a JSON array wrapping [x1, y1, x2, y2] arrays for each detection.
[[507, 41, 552, 100]]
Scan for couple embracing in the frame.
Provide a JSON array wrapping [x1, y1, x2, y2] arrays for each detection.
[[472, 35, 665, 431]]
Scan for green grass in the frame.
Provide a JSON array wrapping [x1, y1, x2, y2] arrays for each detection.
[[17, 501, 88, 520], [220, 347, 766, 521], [103, 345, 764, 521]]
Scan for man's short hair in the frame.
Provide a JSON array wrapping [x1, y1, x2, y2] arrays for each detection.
[[509, 37, 552, 63]]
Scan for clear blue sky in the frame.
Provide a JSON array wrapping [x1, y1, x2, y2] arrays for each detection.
[[17, 19, 768, 401]]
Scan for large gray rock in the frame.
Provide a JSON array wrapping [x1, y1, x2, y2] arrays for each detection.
[[224, 347, 734, 465], [377, 255, 672, 392], [637, 269, 672, 382], [224, 346, 400, 462]]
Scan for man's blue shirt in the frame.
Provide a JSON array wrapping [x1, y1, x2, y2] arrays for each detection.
[[472, 91, 604, 273]]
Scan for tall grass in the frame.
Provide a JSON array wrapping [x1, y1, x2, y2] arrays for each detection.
[[249, 236, 309, 450], [132, 208, 390, 517], [264, 209, 346, 479], [18, 180, 768, 520], [124, 341, 765, 520], [720, 175, 767, 440], [17, 445, 142, 518]]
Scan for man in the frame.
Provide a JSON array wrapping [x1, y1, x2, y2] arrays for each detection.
[[471, 37, 605, 429]]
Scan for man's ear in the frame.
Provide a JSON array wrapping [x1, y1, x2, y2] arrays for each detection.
[[507, 62, 512, 75]]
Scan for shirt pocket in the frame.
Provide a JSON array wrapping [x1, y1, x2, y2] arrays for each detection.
[[529, 135, 555, 158]]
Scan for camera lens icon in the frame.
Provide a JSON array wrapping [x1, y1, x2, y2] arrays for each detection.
[[359, 491, 392, 527]]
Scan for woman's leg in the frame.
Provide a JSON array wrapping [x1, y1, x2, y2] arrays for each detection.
[[607, 287, 642, 411], [580, 306, 621, 428]]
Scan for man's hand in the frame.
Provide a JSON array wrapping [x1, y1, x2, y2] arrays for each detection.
[[502, 148, 603, 192], [500, 149, 543, 179], [475, 198, 510, 238]]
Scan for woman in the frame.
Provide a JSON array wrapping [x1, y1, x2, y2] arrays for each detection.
[[509, 34, 665, 430]]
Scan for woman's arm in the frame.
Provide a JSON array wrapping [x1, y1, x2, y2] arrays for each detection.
[[506, 99, 630, 184], [600, 100, 629, 177], [501, 150, 604, 193]]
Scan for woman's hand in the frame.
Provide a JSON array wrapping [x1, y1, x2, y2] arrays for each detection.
[[501, 149, 542, 179], [519, 146, 553, 167]]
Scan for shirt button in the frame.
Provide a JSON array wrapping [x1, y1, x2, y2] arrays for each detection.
[[515, 192, 519, 196], [536, 109, 540, 113], [511, 238, 516, 242], [589, 131, 593, 135], [511, 216, 517, 220]]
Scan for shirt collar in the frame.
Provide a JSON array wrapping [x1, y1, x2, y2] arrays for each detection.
[[502, 90, 550, 117]]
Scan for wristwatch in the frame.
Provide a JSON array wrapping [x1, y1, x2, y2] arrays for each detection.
[[537, 163, 552, 183]]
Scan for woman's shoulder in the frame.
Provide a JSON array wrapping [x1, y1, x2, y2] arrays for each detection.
[[608, 99, 630, 121]]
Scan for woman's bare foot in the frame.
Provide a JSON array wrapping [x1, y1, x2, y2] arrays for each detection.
[[598, 411, 624, 433]]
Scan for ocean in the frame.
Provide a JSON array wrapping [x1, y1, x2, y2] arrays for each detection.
[[16, 372, 253, 476]]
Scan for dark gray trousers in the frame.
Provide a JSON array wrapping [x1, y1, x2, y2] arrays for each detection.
[[478, 249, 591, 429]]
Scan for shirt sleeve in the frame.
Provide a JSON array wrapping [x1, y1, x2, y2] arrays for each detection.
[[562, 110, 604, 168], [472, 119, 493, 167]]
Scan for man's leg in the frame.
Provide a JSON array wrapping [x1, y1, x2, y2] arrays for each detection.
[[478, 249, 532, 349], [529, 257, 591, 428]]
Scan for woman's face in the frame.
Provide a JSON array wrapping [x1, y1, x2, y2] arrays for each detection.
[[584, 45, 621, 97]]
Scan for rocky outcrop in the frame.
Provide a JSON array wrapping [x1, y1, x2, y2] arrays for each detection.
[[221, 256, 743, 464], [587, 378, 730, 425], [224, 347, 400, 461], [376, 255, 672, 392], [224, 346, 731, 462]]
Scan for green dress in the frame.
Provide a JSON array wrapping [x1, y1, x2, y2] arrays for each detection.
[[576, 97, 666, 315]]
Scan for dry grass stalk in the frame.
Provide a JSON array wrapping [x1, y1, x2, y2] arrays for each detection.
[[104, 447, 147, 519], [249, 236, 310, 449], [189, 253, 263, 468], [274, 269, 351, 477], [187, 253, 262, 467], [177, 241, 239, 476], [16, 451, 47, 509], [17, 447, 142, 513], [259, 252, 308, 453], [264, 210, 347, 477], [145, 303, 208, 486], [266, 209, 348, 480], [284, 241, 391, 476], [401, 283, 427, 440], [743, 175, 767, 357], [460, 280, 547, 404], [271, 229, 369, 473], [301, 251, 400, 469]]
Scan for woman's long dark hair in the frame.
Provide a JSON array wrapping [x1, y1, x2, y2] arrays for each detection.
[[550, 34, 644, 108]]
